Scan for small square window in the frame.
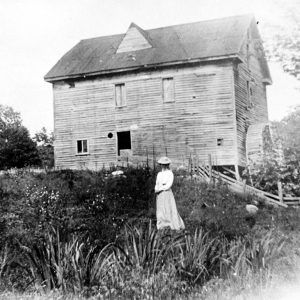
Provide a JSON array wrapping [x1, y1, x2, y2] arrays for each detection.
[[217, 138, 224, 146], [68, 81, 75, 88], [162, 78, 175, 103], [115, 83, 126, 107], [77, 139, 88, 154]]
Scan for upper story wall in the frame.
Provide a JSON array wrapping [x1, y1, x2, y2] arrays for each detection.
[[53, 62, 237, 170], [234, 20, 271, 166]]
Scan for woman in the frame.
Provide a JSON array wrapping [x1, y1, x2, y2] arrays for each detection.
[[154, 156, 185, 230]]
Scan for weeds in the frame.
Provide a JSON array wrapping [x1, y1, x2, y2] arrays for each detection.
[[0, 168, 298, 298], [3, 222, 286, 298]]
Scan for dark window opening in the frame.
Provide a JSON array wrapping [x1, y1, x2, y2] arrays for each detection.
[[117, 131, 131, 155], [77, 139, 88, 154], [217, 138, 224, 146], [247, 80, 254, 101], [108, 132, 113, 139], [67, 81, 75, 88]]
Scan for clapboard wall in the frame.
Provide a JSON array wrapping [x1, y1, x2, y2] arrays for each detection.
[[53, 61, 238, 169], [234, 20, 269, 166]]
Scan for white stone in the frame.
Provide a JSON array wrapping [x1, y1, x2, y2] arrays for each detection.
[[246, 204, 258, 215], [112, 170, 124, 176]]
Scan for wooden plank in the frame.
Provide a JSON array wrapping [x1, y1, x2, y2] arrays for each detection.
[[278, 181, 283, 203], [208, 154, 212, 183], [206, 166, 287, 207], [196, 162, 292, 207], [284, 197, 300, 201], [222, 166, 237, 177]]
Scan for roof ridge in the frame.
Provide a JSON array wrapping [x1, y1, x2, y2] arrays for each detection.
[[80, 32, 124, 42], [45, 14, 263, 82], [144, 13, 254, 33], [80, 14, 254, 42]]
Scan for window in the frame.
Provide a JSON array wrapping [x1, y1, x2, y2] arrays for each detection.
[[117, 131, 131, 155], [246, 80, 254, 109], [217, 138, 224, 146], [162, 78, 174, 102], [115, 83, 126, 107], [77, 139, 88, 154], [68, 81, 75, 88]]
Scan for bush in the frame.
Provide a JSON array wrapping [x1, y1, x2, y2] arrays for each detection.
[[0, 167, 156, 247], [1, 167, 288, 248]]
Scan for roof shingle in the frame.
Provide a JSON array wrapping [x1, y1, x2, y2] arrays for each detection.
[[45, 14, 255, 81]]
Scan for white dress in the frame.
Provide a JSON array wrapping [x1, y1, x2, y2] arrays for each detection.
[[154, 169, 185, 230]]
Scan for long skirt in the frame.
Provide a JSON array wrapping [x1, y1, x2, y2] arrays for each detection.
[[156, 189, 185, 230]]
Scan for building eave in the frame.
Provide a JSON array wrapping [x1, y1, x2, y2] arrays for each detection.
[[262, 78, 273, 85], [44, 54, 242, 83]]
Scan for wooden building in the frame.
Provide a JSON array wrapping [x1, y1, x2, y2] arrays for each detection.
[[44, 14, 272, 174]]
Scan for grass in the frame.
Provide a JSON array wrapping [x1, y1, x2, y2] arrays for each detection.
[[1, 223, 295, 299], [1, 229, 300, 299], [1, 168, 300, 299]]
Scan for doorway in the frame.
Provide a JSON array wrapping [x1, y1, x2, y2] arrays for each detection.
[[117, 131, 131, 156]]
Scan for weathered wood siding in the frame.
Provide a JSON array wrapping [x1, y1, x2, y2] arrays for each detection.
[[234, 21, 269, 166], [117, 26, 152, 53], [53, 62, 237, 169], [246, 123, 269, 164]]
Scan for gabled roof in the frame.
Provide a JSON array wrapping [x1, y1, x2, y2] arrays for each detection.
[[44, 14, 269, 82]]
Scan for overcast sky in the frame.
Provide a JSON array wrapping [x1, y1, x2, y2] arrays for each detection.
[[1, 0, 299, 135]]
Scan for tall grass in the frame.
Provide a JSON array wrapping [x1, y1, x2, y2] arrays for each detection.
[[8, 222, 286, 299], [18, 227, 113, 295], [114, 221, 183, 272], [177, 228, 213, 284], [0, 244, 10, 277]]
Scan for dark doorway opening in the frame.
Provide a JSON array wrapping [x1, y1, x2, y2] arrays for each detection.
[[117, 131, 131, 155]]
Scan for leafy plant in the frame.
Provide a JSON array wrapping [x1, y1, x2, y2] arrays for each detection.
[[177, 228, 212, 284], [113, 221, 183, 274]]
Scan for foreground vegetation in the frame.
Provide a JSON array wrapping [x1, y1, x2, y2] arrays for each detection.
[[0, 167, 300, 299]]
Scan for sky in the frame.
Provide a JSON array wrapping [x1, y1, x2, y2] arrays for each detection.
[[1, 0, 299, 135]]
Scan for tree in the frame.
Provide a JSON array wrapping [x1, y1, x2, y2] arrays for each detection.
[[34, 127, 54, 145], [262, 0, 300, 80], [0, 105, 41, 170], [33, 127, 54, 169], [0, 104, 22, 131], [247, 107, 300, 197], [0, 126, 40, 169], [277, 105, 300, 160]]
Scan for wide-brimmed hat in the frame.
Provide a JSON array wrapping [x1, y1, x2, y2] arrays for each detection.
[[157, 156, 171, 165]]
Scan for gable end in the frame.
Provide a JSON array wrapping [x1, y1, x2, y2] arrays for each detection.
[[117, 23, 152, 53]]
